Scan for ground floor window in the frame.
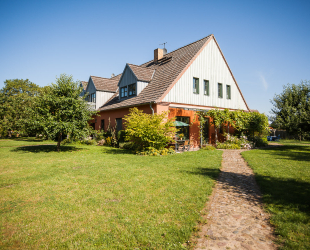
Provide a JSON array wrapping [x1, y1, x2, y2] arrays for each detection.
[[100, 119, 105, 131], [176, 116, 190, 140], [203, 118, 209, 143], [116, 118, 122, 132]]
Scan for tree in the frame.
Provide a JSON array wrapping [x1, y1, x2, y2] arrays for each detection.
[[25, 74, 97, 151], [0, 79, 41, 137], [123, 107, 177, 150], [270, 80, 310, 140]]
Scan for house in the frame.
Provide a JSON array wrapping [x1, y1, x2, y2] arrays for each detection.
[[81, 34, 250, 146]]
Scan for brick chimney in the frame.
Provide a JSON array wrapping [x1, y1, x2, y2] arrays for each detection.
[[154, 48, 164, 63]]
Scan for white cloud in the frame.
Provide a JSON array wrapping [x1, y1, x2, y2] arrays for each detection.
[[259, 73, 268, 91]]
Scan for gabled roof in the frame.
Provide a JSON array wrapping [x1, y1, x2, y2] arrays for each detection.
[[99, 34, 250, 111], [81, 81, 88, 91], [127, 64, 155, 82], [90, 76, 118, 92]]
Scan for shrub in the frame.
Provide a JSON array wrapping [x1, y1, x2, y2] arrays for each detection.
[[80, 139, 96, 145], [117, 130, 126, 143], [136, 147, 175, 156], [120, 141, 136, 150], [97, 139, 105, 146], [124, 108, 177, 151], [216, 133, 252, 149], [201, 145, 216, 150], [105, 137, 112, 146], [216, 143, 241, 149], [60, 138, 74, 145]]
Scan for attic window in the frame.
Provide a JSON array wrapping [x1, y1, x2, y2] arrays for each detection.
[[218, 83, 223, 98], [120, 86, 127, 98], [128, 83, 136, 96], [226, 85, 231, 99], [204, 80, 209, 96], [193, 78, 199, 94]]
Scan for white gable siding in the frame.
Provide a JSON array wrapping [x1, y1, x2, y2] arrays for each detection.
[[163, 39, 248, 111], [137, 81, 148, 96], [96, 91, 115, 109]]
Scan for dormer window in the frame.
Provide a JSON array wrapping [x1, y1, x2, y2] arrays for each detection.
[[128, 83, 136, 96], [120, 86, 127, 98]]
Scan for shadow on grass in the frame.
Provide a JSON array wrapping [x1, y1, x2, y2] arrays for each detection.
[[102, 147, 133, 155], [181, 167, 220, 181], [258, 144, 310, 163], [11, 145, 85, 153]]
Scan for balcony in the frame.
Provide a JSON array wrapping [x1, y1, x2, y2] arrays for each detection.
[[87, 102, 96, 111]]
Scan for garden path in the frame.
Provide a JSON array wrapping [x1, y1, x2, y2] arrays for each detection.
[[194, 149, 277, 250]]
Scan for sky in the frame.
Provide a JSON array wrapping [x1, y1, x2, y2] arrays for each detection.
[[1, 0, 309, 116]]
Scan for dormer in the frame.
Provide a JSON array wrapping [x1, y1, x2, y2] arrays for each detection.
[[118, 63, 155, 100], [83, 76, 118, 110]]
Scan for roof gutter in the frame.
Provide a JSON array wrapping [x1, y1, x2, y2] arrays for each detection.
[[149, 102, 154, 115]]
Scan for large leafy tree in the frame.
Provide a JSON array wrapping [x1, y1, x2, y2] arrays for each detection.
[[0, 79, 41, 136], [270, 80, 310, 140], [25, 74, 97, 151]]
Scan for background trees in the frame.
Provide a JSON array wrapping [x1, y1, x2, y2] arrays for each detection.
[[270, 80, 310, 140], [0, 79, 41, 137], [25, 74, 97, 151]]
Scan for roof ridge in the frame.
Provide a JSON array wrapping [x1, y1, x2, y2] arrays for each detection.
[[91, 75, 119, 81], [165, 34, 213, 56], [139, 34, 213, 67]]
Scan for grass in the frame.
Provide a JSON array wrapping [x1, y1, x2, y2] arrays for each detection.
[[0, 138, 222, 249], [0, 137, 56, 147], [242, 140, 310, 250]]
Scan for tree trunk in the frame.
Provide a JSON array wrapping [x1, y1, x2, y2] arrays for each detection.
[[57, 133, 62, 152], [215, 127, 218, 144]]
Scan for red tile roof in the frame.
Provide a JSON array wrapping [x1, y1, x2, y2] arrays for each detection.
[[100, 35, 214, 110], [90, 76, 118, 92], [98, 34, 250, 111], [127, 64, 155, 82], [81, 81, 88, 90]]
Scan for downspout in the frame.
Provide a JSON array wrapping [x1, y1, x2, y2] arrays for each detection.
[[149, 102, 154, 115]]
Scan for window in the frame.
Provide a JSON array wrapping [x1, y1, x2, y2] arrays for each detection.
[[120, 86, 127, 98], [91, 93, 96, 103], [100, 119, 105, 131], [204, 80, 209, 96], [193, 78, 199, 94], [218, 83, 223, 98], [87, 93, 96, 103], [176, 116, 190, 140], [226, 85, 231, 99], [128, 83, 136, 96], [116, 118, 122, 132]]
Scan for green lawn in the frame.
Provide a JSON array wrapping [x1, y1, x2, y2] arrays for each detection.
[[242, 141, 310, 250], [0, 137, 56, 147], [0, 139, 222, 249]]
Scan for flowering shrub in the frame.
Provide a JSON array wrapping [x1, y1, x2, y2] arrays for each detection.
[[136, 147, 175, 156], [216, 133, 252, 149]]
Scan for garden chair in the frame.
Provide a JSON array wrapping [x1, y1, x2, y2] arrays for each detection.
[[275, 135, 281, 141]]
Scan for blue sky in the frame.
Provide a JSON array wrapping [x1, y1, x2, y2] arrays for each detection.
[[1, 0, 309, 115]]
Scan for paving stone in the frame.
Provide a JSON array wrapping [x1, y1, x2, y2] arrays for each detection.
[[194, 150, 276, 250]]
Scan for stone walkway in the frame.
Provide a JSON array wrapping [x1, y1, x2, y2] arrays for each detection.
[[195, 150, 276, 250]]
